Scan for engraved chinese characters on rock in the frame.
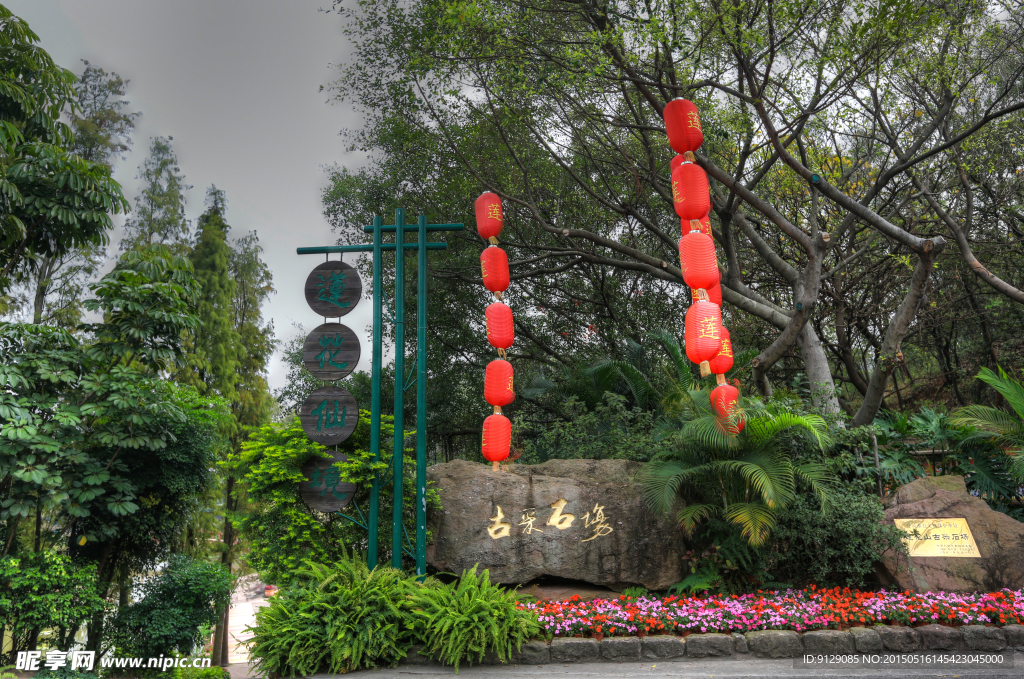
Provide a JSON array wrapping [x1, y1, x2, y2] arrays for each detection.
[[486, 498, 613, 541], [299, 385, 359, 446], [304, 261, 362, 317], [303, 323, 360, 380]]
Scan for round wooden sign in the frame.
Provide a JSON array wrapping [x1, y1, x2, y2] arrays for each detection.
[[303, 323, 360, 381], [304, 261, 361, 317], [299, 451, 356, 512], [300, 386, 359, 446]]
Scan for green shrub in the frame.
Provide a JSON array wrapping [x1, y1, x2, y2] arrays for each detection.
[[763, 488, 909, 588], [106, 555, 232, 659], [246, 556, 416, 676], [406, 566, 539, 672]]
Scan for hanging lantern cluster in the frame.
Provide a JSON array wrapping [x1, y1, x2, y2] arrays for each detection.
[[664, 99, 744, 432], [476, 192, 516, 469]]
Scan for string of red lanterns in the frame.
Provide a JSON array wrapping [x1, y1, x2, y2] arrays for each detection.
[[475, 192, 515, 469], [664, 99, 744, 433]]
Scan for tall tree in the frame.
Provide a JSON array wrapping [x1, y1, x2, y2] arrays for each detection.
[[0, 8, 129, 296], [120, 136, 192, 252]]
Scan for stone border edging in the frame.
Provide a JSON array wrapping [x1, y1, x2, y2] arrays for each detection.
[[402, 624, 1024, 667]]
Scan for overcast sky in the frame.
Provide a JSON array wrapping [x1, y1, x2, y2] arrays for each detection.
[[6, 0, 373, 391]]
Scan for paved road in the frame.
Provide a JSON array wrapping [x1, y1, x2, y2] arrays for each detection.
[[297, 652, 1024, 679]]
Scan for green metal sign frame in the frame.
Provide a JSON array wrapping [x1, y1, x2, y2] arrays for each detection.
[[297, 209, 462, 575]]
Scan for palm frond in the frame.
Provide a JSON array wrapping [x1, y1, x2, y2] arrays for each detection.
[[975, 366, 1024, 421], [719, 452, 796, 509], [723, 502, 777, 546], [949, 405, 1022, 438], [681, 414, 741, 450], [637, 460, 713, 514], [647, 329, 691, 387], [676, 503, 718, 536]]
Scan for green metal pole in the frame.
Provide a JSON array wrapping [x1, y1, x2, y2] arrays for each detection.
[[368, 215, 383, 569], [415, 214, 428, 577], [391, 208, 405, 569]]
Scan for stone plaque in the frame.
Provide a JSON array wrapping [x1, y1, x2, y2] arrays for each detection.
[[303, 323, 360, 380], [299, 451, 356, 512], [894, 517, 980, 557], [300, 386, 359, 446], [304, 261, 361, 317]]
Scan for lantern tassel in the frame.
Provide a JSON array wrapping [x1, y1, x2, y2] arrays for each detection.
[[494, 291, 503, 301], [489, 236, 499, 245], [497, 348, 506, 360], [492, 460, 500, 472], [700, 360, 711, 377], [493, 405, 502, 415], [716, 373, 727, 386]]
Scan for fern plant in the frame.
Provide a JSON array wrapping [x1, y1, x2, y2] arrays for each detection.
[[950, 366, 1024, 484], [404, 566, 539, 672], [245, 554, 417, 677]]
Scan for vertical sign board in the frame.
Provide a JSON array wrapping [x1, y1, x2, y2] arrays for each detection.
[[297, 261, 363, 512]]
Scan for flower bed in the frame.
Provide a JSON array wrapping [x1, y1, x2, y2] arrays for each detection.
[[517, 587, 1024, 637]]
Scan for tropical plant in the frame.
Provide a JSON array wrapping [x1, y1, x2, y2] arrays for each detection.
[[405, 566, 539, 672], [245, 555, 416, 677], [950, 367, 1024, 485], [639, 396, 835, 546]]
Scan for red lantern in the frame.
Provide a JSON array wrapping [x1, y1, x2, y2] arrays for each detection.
[[475, 192, 503, 240], [682, 215, 712, 236], [679, 231, 718, 290], [663, 99, 704, 154], [485, 302, 514, 349], [671, 163, 710, 220], [699, 280, 723, 306], [711, 383, 744, 433], [671, 154, 684, 175], [708, 326, 734, 375], [480, 246, 510, 293], [685, 300, 722, 375], [482, 413, 511, 462], [484, 359, 515, 407]]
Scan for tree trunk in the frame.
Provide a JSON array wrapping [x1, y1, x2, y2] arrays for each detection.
[[797, 323, 842, 416], [213, 476, 236, 666], [211, 605, 225, 666], [853, 248, 941, 426], [32, 256, 55, 325]]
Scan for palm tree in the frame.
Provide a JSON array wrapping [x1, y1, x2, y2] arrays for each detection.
[[638, 397, 835, 546], [948, 367, 1024, 483]]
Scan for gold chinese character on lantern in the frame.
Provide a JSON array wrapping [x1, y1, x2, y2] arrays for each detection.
[[687, 111, 702, 130], [581, 503, 613, 542], [546, 498, 575, 530], [699, 317, 720, 339], [719, 338, 733, 357], [518, 509, 544, 534], [487, 506, 511, 539], [488, 203, 502, 222]]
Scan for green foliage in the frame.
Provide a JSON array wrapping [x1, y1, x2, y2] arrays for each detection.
[[670, 519, 775, 595], [119, 136, 191, 253], [230, 411, 440, 581], [406, 566, 539, 672], [639, 396, 835, 546], [0, 8, 130, 294], [177, 186, 241, 406], [106, 555, 231, 659], [619, 586, 648, 598], [951, 366, 1024, 486], [522, 393, 666, 463], [763, 489, 911, 589], [246, 556, 416, 676], [0, 550, 104, 659]]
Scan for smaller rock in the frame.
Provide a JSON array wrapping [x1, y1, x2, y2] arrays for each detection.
[[801, 630, 854, 654], [745, 630, 803, 658], [510, 640, 550, 665], [641, 635, 686, 660], [476, 649, 505, 666], [849, 627, 883, 653], [1002, 624, 1024, 650], [686, 633, 733, 658], [550, 638, 600, 663], [403, 645, 439, 665], [732, 633, 749, 654], [601, 636, 640, 661], [916, 624, 964, 650], [874, 625, 920, 652], [960, 625, 1006, 651]]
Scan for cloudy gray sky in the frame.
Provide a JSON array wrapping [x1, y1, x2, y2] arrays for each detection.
[[6, 0, 372, 391]]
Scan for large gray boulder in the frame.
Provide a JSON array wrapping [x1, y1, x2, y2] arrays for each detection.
[[426, 459, 686, 589], [878, 476, 1024, 592]]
